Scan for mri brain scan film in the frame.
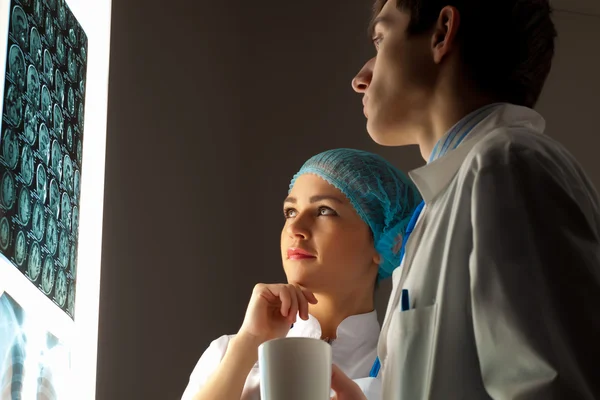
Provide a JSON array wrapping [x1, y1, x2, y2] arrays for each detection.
[[1, 0, 87, 319]]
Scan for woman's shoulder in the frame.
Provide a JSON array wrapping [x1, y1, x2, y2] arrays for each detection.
[[196, 334, 237, 367], [180, 334, 237, 400]]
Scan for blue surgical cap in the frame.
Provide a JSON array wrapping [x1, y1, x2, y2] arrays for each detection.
[[289, 148, 421, 280]]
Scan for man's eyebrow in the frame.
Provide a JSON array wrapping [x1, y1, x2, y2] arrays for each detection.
[[368, 15, 390, 38]]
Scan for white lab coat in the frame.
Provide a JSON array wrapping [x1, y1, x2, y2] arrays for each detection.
[[181, 311, 380, 400], [377, 104, 600, 399]]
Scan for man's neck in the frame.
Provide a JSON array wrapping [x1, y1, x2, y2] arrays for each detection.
[[414, 71, 499, 162]]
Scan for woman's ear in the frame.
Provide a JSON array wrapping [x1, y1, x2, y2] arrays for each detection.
[[373, 252, 382, 266]]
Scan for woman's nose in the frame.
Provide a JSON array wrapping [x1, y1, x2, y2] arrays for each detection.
[[286, 215, 310, 240]]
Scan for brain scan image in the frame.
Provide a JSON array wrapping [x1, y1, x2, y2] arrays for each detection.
[[63, 154, 72, 190], [49, 178, 59, 217], [55, 69, 65, 106], [53, 104, 63, 137], [67, 280, 75, 315], [45, 12, 55, 44], [18, 187, 31, 225], [27, 241, 42, 281], [58, 229, 69, 268], [66, 124, 73, 150], [14, 230, 27, 266], [60, 192, 71, 229], [41, 256, 55, 295], [67, 86, 75, 115], [33, 0, 43, 24], [78, 103, 84, 129], [2, 0, 88, 318], [41, 84, 51, 121], [20, 144, 35, 185], [45, 214, 58, 255], [68, 27, 77, 46], [71, 205, 78, 236], [51, 140, 62, 178], [69, 232, 77, 272], [43, 49, 53, 85], [5, 84, 23, 127], [30, 27, 42, 69], [26, 65, 40, 106], [73, 169, 80, 200], [1, 172, 16, 210], [57, 0, 66, 29], [54, 269, 67, 306], [56, 32, 65, 65], [38, 122, 50, 165], [67, 48, 77, 82], [11, 6, 29, 51], [2, 129, 20, 169], [0, 217, 11, 250], [36, 164, 47, 202], [76, 139, 82, 164], [32, 201, 45, 241], [9, 44, 25, 90], [24, 103, 38, 145]]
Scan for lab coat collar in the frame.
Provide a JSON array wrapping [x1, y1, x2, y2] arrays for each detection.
[[409, 104, 546, 203], [288, 310, 379, 347]]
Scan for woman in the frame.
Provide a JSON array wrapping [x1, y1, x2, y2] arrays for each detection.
[[181, 148, 421, 400]]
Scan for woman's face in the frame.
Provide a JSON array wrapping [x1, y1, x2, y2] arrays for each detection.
[[281, 174, 379, 294]]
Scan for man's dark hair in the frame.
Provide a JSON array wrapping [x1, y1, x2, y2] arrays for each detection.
[[372, 0, 557, 108]]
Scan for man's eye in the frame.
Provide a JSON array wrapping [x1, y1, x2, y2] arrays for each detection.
[[372, 37, 383, 49]]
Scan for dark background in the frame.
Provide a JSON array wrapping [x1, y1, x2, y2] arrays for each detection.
[[96, 1, 600, 399]]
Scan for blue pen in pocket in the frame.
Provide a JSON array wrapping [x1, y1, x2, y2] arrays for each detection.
[[369, 289, 410, 378], [400, 289, 410, 312]]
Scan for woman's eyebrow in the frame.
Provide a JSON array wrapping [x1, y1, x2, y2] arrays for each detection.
[[283, 195, 345, 205]]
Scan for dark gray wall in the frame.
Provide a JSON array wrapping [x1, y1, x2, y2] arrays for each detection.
[[97, 1, 600, 399], [98, 1, 422, 399]]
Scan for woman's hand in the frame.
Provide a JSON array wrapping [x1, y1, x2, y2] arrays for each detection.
[[331, 364, 368, 400], [238, 283, 318, 343]]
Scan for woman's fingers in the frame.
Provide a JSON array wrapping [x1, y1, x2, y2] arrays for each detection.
[[294, 285, 309, 320], [331, 364, 367, 400], [277, 285, 292, 317], [286, 285, 299, 323], [256, 283, 314, 323], [299, 285, 318, 305]]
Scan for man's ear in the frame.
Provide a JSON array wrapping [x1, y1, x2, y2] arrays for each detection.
[[431, 5, 461, 64]]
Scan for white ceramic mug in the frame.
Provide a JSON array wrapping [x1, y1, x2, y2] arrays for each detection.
[[258, 337, 332, 400]]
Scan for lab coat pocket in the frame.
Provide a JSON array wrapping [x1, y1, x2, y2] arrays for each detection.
[[386, 303, 438, 400]]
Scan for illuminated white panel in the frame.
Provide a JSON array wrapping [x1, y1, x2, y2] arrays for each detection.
[[0, 0, 111, 398]]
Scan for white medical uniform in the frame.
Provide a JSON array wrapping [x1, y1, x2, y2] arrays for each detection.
[[377, 104, 600, 399], [181, 311, 379, 400]]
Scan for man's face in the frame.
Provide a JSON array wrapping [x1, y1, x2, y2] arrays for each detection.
[[352, 0, 437, 146]]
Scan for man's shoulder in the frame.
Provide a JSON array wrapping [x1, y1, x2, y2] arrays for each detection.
[[465, 126, 577, 173]]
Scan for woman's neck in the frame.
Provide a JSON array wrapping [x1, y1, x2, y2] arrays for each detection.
[[308, 290, 374, 340]]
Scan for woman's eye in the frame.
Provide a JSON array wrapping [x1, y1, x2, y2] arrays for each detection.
[[284, 208, 297, 218], [318, 207, 337, 216]]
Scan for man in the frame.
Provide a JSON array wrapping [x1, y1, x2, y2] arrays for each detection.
[[331, 0, 600, 399]]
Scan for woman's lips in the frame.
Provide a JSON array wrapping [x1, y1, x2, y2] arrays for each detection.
[[287, 248, 316, 260]]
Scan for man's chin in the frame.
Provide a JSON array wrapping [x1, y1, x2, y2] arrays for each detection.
[[366, 120, 412, 147]]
